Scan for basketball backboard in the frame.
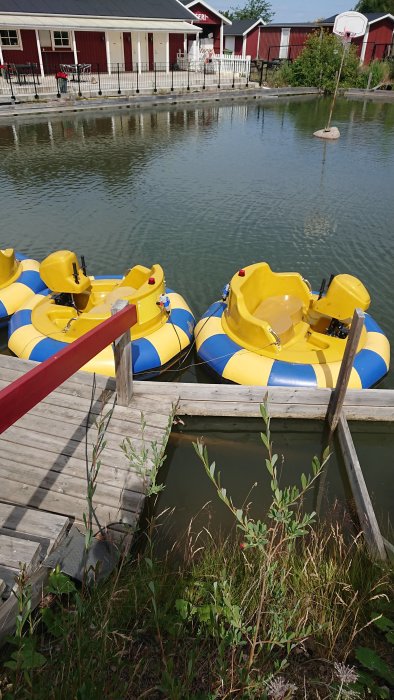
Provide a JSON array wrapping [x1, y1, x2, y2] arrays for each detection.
[[333, 11, 368, 40]]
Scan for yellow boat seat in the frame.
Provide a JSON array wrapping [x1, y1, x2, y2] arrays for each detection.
[[0, 248, 19, 286], [118, 265, 153, 290], [253, 295, 303, 344], [223, 262, 312, 352]]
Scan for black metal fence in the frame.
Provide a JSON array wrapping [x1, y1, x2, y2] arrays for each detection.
[[0, 59, 252, 100], [260, 41, 393, 63]]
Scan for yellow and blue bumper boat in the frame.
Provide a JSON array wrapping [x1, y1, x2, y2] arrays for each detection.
[[9, 250, 195, 377], [0, 249, 46, 327], [195, 262, 390, 388]]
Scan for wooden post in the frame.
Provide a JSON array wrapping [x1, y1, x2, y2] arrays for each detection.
[[327, 309, 365, 432], [111, 300, 133, 406], [337, 415, 387, 560]]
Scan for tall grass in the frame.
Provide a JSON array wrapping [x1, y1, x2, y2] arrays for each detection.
[[1, 404, 393, 699]]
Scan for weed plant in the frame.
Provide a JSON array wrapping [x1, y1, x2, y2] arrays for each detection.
[[265, 32, 393, 93], [1, 404, 393, 699]]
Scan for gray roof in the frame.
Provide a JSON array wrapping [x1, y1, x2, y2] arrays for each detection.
[[223, 18, 262, 36], [264, 22, 321, 28], [323, 12, 392, 24], [0, 0, 196, 19]]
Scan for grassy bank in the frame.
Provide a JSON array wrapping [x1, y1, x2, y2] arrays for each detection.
[[1, 405, 393, 699]]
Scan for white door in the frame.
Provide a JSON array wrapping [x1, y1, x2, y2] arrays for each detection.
[[224, 36, 235, 54], [131, 32, 148, 68], [153, 33, 167, 68], [279, 28, 290, 59], [107, 31, 124, 67]]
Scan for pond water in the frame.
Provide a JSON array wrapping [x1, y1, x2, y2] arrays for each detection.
[[0, 95, 393, 385], [156, 417, 393, 548], [0, 96, 393, 540]]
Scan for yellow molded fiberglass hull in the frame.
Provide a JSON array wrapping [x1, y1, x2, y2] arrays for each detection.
[[9, 276, 195, 378], [195, 263, 390, 389]]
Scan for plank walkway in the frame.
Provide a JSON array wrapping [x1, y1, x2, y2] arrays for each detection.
[[0, 354, 176, 543], [0, 503, 69, 601], [0, 352, 393, 612], [137, 381, 394, 422]]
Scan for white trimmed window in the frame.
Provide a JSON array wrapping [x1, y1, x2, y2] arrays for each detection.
[[52, 31, 71, 48], [0, 29, 22, 49]]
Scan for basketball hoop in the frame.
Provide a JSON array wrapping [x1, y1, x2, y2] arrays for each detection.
[[333, 11, 368, 41], [337, 29, 357, 46], [313, 11, 368, 139]]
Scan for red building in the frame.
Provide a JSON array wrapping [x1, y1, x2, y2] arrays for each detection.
[[179, 0, 231, 57], [324, 12, 394, 63], [258, 13, 394, 64], [0, 0, 202, 74], [223, 19, 265, 58]]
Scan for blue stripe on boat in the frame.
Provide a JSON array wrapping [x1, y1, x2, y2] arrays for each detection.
[[168, 308, 195, 338], [0, 299, 8, 320], [353, 349, 388, 388], [364, 314, 384, 334], [29, 337, 67, 361], [15, 252, 28, 261], [201, 302, 225, 319], [198, 333, 241, 376], [268, 361, 317, 388], [132, 337, 161, 374], [9, 309, 32, 333], [18, 270, 45, 293]]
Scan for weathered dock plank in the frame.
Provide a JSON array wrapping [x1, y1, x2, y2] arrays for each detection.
[[131, 382, 394, 420], [337, 415, 387, 560], [0, 534, 41, 573], [0, 503, 69, 553], [0, 355, 174, 541], [0, 352, 392, 579]]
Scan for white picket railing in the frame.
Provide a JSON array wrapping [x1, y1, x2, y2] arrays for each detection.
[[212, 55, 251, 76]]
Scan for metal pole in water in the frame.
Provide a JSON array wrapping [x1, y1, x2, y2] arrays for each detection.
[[325, 45, 346, 131]]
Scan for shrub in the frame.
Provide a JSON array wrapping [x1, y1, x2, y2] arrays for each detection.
[[271, 31, 362, 93], [357, 60, 392, 88]]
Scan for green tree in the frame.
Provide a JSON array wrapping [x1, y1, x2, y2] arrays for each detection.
[[223, 0, 274, 22], [354, 0, 394, 12], [278, 31, 361, 93]]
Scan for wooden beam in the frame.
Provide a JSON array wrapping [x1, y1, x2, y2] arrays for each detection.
[[0, 304, 137, 435], [111, 300, 133, 407], [337, 415, 387, 560], [327, 309, 365, 432]]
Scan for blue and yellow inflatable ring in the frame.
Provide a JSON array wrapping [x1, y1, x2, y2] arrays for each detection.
[[0, 251, 46, 327], [9, 277, 195, 378], [195, 301, 390, 389]]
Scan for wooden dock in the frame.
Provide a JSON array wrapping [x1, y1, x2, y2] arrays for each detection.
[[0, 337, 393, 633], [0, 355, 175, 535]]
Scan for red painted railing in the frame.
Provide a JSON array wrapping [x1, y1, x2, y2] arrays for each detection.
[[0, 303, 137, 435]]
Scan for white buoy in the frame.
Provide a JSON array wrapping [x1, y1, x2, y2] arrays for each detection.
[[313, 127, 341, 139]]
